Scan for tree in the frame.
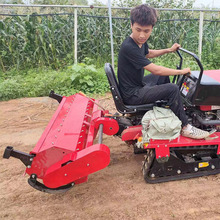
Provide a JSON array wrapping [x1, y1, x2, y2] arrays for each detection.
[[112, 0, 142, 7], [0, 0, 24, 3], [31, 0, 88, 5], [144, 0, 195, 9], [91, 0, 105, 6], [112, 0, 195, 9]]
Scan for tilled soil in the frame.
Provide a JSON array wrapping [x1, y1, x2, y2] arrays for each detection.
[[1, 94, 220, 220]]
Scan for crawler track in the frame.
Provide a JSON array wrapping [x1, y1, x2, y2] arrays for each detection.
[[143, 146, 220, 183]]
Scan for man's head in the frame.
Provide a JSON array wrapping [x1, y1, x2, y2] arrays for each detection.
[[130, 4, 157, 27], [130, 5, 157, 46]]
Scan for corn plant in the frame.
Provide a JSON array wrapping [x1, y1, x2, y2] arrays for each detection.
[[0, 7, 219, 71]]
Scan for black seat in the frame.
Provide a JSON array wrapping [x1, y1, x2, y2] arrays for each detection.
[[104, 63, 165, 114]]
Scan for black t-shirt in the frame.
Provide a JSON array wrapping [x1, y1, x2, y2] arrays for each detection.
[[117, 37, 151, 102]]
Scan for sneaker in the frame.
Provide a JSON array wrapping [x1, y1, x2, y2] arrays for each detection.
[[181, 125, 210, 139]]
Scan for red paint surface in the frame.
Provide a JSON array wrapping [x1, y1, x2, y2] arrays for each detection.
[[26, 93, 119, 188], [204, 70, 220, 83]]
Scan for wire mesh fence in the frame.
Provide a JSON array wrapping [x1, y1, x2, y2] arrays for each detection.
[[0, 4, 219, 71]]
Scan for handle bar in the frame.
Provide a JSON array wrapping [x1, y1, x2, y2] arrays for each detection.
[[177, 48, 204, 85]]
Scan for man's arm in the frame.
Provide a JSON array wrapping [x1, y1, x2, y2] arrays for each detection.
[[144, 63, 190, 76], [146, 43, 180, 58]]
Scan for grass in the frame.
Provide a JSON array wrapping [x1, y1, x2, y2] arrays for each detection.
[[0, 51, 218, 101], [0, 63, 109, 101]]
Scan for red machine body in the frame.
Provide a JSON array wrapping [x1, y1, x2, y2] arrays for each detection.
[[203, 70, 220, 82], [24, 93, 118, 189], [122, 126, 220, 159], [4, 48, 220, 191]]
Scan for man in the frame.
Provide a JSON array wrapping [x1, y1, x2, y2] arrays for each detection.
[[117, 4, 210, 139]]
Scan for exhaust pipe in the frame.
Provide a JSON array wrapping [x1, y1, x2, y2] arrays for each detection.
[[196, 114, 220, 126]]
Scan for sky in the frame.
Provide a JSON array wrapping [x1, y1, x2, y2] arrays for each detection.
[[88, 0, 220, 8], [194, 0, 220, 8]]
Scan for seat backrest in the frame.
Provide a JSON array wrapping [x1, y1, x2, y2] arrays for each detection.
[[104, 63, 134, 114], [104, 63, 121, 98], [104, 63, 167, 114]]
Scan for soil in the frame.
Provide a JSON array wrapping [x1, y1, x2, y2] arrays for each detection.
[[1, 94, 220, 220]]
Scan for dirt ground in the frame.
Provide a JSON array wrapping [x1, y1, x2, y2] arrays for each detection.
[[1, 94, 220, 220]]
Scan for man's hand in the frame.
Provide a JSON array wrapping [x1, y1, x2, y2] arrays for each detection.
[[169, 43, 181, 53], [181, 68, 191, 75]]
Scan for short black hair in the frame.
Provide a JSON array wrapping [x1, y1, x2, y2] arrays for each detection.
[[130, 4, 157, 27]]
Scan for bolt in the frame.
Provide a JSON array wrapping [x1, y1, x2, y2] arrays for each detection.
[[165, 145, 167, 147], [211, 165, 215, 169], [30, 158, 33, 161], [159, 156, 161, 158], [157, 145, 159, 148], [177, 170, 181, 174], [64, 174, 67, 176], [31, 174, 35, 178], [194, 167, 198, 172], [151, 174, 155, 178], [52, 142, 54, 145], [27, 165, 31, 168], [166, 155, 168, 157], [87, 164, 90, 167]]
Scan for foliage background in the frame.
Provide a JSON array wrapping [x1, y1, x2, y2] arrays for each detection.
[[0, 0, 219, 100]]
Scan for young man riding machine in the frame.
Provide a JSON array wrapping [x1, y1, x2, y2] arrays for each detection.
[[117, 4, 210, 139]]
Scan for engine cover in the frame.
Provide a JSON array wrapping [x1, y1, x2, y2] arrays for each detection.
[[180, 70, 220, 106]]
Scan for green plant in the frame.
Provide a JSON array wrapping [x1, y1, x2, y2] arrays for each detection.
[[0, 9, 219, 72], [0, 63, 109, 101], [69, 63, 109, 94]]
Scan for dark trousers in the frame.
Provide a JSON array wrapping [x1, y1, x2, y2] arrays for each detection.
[[127, 74, 188, 126]]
